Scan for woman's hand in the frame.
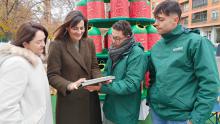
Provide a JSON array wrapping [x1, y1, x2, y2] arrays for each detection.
[[103, 80, 112, 84], [67, 78, 86, 91], [84, 85, 101, 92], [84, 80, 112, 92], [84, 82, 103, 92]]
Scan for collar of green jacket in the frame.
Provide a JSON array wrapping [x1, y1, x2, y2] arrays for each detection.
[[161, 24, 201, 44], [134, 42, 144, 50], [121, 36, 144, 56], [161, 24, 183, 43]]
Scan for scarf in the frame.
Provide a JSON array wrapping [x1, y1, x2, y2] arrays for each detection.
[[109, 36, 135, 69]]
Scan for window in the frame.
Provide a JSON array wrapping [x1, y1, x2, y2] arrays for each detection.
[[207, 31, 212, 40], [212, 10, 219, 20], [192, 11, 207, 23], [181, 17, 189, 26], [192, 0, 208, 8], [212, 0, 219, 3], [181, 2, 189, 12]]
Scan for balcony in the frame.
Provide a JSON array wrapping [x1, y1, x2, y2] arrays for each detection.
[[192, 0, 208, 9], [212, 0, 219, 3], [180, 2, 189, 12], [191, 11, 207, 23]]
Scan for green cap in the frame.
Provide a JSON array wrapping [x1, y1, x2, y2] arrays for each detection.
[[76, 0, 87, 6], [147, 1, 150, 5], [87, 0, 104, 2], [88, 26, 101, 35], [146, 25, 158, 34], [132, 25, 148, 34], [107, 28, 112, 34]]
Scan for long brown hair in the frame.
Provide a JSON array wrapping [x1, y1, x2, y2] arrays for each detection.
[[12, 22, 48, 47], [54, 10, 88, 41]]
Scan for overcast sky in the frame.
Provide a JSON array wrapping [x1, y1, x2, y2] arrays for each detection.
[[32, 0, 76, 22]]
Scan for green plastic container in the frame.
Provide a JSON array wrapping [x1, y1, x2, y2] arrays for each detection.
[[132, 24, 148, 51], [146, 25, 160, 50], [76, 0, 87, 17], [88, 27, 102, 53]]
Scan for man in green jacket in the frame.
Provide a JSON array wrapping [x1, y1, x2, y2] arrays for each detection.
[[148, 0, 220, 124], [85, 20, 146, 124], [102, 20, 146, 124]]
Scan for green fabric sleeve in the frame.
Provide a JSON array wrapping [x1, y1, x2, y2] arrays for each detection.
[[101, 50, 145, 95], [190, 38, 219, 124]]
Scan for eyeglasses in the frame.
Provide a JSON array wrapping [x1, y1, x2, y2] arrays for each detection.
[[111, 35, 126, 41], [71, 26, 85, 31]]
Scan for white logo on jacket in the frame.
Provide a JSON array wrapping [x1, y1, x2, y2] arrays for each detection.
[[173, 46, 183, 52]]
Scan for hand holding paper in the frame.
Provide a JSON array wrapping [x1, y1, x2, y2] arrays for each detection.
[[83, 76, 114, 92], [84, 84, 102, 92], [84, 80, 113, 92], [67, 78, 86, 91], [81, 76, 115, 87]]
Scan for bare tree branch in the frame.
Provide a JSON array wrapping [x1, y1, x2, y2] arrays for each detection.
[[7, 0, 19, 16], [29, 0, 45, 9]]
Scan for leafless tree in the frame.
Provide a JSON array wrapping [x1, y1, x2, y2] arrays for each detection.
[[0, 0, 77, 40]]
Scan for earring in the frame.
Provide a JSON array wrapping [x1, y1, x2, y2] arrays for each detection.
[[64, 29, 68, 36]]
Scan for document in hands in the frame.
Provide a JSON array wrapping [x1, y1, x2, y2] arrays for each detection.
[[81, 76, 115, 87]]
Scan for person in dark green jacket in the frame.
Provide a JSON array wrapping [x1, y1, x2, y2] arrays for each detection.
[[147, 1, 220, 124], [85, 20, 146, 124]]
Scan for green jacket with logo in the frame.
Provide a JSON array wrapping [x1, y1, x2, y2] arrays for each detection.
[[148, 24, 219, 124], [100, 43, 146, 124]]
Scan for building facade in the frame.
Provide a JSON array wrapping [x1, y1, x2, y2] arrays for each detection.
[[151, 0, 220, 44]]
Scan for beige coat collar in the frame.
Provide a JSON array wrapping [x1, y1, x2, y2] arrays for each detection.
[[0, 44, 38, 67]]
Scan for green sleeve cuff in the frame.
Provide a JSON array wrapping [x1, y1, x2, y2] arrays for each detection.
[[100, 84, 108, 94]]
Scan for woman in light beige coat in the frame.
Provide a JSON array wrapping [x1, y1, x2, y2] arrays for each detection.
[[0, 22, 53, 124]]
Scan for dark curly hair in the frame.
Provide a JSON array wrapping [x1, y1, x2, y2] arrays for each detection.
[[112, 20, 132, 37]]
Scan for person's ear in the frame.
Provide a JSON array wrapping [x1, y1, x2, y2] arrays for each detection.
[[66, 27, 69, 31], [127, 34, 131, 38], [64, 27, 69, 36], [22, 42, 29, 48], [174, 15, 179, 24]]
